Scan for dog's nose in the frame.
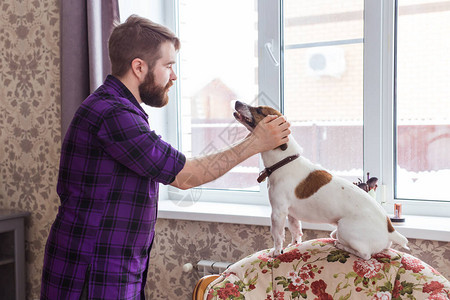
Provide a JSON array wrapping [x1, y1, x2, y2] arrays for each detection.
[[233, 100, 244, 110]]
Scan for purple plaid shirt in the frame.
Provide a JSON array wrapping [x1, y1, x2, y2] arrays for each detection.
[[41, 75, 185, 299]]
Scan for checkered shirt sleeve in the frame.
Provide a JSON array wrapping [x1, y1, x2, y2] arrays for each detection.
[[97, 103, 185, 184]]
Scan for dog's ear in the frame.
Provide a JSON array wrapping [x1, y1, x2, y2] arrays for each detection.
[[278, 143, 288, 151]]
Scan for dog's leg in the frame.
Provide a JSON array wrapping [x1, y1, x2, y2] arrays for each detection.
[[335, 240, 364, 258], [335, 219, 373, 260], [335, 241, 372, 260], [269, 210, 287, 257], [386, 241, 392, 249], [287, 215, 303, 248]]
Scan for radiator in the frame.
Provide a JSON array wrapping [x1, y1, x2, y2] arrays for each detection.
[[183, 260, 233, 277]]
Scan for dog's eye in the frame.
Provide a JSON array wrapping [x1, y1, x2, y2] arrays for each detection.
[[256, 107, 264, 115]]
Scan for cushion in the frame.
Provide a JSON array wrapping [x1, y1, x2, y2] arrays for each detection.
[[205, 238, 450, 299]]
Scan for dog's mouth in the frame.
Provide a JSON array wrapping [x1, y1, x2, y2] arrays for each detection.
[[233, 111, 255, 127], [233, 101, 257, 130], [232, 100, 289, 151]]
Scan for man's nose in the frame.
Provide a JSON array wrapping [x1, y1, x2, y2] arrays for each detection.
[[170, 69, 177, 81]]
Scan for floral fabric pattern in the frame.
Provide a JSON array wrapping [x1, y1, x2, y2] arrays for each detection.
[[205, 239, 450, 300]]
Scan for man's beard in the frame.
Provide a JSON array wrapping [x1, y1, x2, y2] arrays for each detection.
[[139, 71, 173, 108]]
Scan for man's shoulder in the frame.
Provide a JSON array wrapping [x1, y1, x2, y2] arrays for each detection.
[[80, 89, 141, 118], [69, 96, 131, 133]]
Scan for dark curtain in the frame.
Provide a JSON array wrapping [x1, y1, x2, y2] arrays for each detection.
[[60, 0, 120, 136]]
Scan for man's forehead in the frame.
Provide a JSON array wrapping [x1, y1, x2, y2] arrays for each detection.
[[158, 41, 177, 63]]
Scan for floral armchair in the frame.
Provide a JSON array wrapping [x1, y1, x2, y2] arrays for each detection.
[[197, 238, 449, 300]]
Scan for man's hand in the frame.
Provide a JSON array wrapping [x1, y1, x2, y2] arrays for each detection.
[[171, 115, 291, 190], [250, 115, 291, 153]]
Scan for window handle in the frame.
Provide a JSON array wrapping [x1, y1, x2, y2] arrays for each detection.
[[265, 41, 279, 67]]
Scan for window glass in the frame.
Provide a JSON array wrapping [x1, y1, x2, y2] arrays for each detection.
[[178, 0, 259, 191], [283, 0, 364, 183], [117, 0, 450, 210], [395, 0, 450, 201]]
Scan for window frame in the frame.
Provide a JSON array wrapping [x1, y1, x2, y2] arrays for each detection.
[[381, 0, 450, 217], [156, 0, 449, 217]]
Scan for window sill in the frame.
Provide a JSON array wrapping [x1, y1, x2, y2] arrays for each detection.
[[158, 200, 450, 242]]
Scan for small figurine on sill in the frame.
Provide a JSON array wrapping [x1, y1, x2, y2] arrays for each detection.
[[354, 174, 405, 223], [354, 172, 378, 199], [354, 179, 369, 192]]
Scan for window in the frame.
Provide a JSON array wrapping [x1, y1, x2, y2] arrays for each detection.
[[283, 0, 364, 185], [395, 0, 450, 202], [177, 0, 259, 192], [118, 0, 450, 217]]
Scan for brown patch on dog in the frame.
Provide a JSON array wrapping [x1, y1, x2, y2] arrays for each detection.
[[387, 217, 395, 233], [250, 106, 283, 126], [295, 170, 332, 199]]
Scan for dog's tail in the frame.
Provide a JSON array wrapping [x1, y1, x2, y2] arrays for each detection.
[[387, 217, 410, 250]]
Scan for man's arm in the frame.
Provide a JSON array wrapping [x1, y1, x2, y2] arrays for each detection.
[[171, 115, 290, 190]]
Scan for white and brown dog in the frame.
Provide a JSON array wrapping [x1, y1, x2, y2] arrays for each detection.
[[233, 101, 409, 259]]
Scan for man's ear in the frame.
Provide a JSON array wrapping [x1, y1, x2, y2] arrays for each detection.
[[130, 58, 147, 82]]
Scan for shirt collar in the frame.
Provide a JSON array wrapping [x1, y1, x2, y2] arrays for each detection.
[[104, 75, 148, 118]]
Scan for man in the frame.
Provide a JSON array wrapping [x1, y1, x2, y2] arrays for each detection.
[[41, 15, 290, 299]]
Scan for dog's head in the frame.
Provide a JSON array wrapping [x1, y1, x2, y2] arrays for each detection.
[[233, 101, 288, 151]]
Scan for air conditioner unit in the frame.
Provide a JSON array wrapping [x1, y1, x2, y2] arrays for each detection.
[[305, 46, 346, 78]]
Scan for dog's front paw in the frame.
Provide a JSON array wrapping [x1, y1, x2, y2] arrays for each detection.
[[286, 241, 301, 249], [287, 237, 302, 249], [269, 247, 283, 257]]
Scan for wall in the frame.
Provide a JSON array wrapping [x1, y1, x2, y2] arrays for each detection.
[[147, 219, 450, 299], [0, 1, 448, 299], [0, 0, 60, 298]]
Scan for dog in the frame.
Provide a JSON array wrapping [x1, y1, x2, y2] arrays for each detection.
[[233, 101, 409, 260]]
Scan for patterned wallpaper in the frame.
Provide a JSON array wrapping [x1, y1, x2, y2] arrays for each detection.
[[0, 0, 60, 298], [0, 1, 448, 299]]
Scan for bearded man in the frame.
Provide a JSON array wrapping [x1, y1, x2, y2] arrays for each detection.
[[41, 15, 290, 299]]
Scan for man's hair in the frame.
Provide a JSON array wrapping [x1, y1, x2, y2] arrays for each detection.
[[108, 15, 180, 77]]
